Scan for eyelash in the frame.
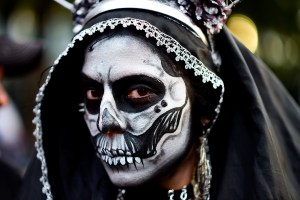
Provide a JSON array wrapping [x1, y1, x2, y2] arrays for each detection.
[[126, 86, 157, 105]]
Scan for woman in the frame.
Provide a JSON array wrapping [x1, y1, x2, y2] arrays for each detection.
[[18, 0, 300, 200]]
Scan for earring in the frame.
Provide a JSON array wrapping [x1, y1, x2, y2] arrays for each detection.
[[192, 125, 212, 200]]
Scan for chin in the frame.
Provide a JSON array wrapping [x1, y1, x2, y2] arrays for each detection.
[[100, 147, 189, 188], [104, 164, 153, 187]]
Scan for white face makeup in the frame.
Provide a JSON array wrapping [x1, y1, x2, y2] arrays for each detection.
[[81, 34, 192, 186]]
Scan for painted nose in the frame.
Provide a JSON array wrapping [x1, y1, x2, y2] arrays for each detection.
[[100, 108, 122, 133], [98, 106, 126, 135], [97, 85, 126, 135]]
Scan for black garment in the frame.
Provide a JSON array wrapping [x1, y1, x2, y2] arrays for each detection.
[[0, 160, 22, 200], [209, 28, 300, 200], [17, 9, 300, 200]]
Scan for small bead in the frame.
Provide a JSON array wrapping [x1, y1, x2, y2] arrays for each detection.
[[161, 100, 167, 107], [154, 106, 161, 113]]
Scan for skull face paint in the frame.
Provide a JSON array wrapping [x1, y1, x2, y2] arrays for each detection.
[[81, 34, 192, 186]]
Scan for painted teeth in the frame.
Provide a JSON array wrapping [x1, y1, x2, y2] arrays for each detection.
[[99, 148, 132, 156], [135, 157, 142, 164], [108, 157, 113, 165], [98, 148, 143, 166], [113, 157, 118, 165], [120, 157, 126, 165], [118, 149, 124, 155], [112, 149, 117, 155], [100, 155, 143, 166], [127, 157, 133, 164]]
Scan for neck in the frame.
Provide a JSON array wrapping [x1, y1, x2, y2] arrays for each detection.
[[160, 144, 198, 190]]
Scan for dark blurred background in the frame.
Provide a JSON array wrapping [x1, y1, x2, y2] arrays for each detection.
[[0, 0, 299, 142]]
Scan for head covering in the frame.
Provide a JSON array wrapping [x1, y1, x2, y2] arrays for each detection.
[[17, 1, 300, 200], [0, 35, 43, 77]]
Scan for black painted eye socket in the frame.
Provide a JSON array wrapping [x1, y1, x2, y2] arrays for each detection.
[[114, 75, 165, 113], [81, 74, 103, 115], [83, 87, 103, 115]]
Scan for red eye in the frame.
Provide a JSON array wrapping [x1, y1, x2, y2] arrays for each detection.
[[86, 89, 103, 100]]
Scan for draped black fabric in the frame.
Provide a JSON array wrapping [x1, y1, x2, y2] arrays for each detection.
[[17, 9, 300, 200], [208, 28, 300, 200]]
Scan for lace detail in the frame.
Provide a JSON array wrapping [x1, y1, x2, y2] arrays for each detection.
[[33, 66, 55, 200], [33, 17, 224, 200]]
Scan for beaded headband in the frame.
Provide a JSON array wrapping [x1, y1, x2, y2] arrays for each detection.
[[54, 0, 241, 36]]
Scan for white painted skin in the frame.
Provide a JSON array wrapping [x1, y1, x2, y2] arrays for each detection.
[[81, 34, 193, 187]]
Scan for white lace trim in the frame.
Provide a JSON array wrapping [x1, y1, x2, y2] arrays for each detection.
[[33, 17, 224, 200]]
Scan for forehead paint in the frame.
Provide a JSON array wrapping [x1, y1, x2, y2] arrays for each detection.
[[88, 33, 180, 78]]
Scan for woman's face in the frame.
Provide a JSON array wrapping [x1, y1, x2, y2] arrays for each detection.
[[81, 34, 193, 186]]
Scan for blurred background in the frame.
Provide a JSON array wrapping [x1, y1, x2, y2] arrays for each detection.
[[0, 0, 299, 171]]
